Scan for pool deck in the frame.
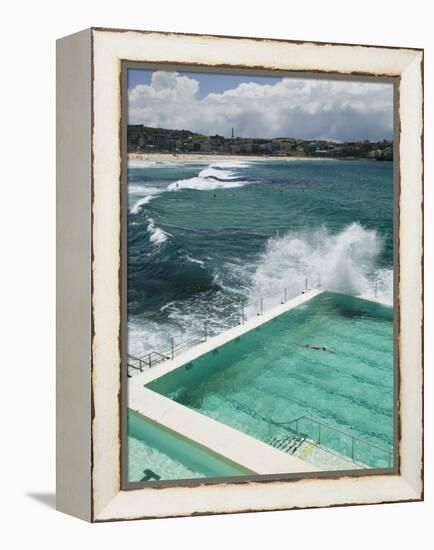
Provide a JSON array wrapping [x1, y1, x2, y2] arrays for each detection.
[[128, 288, 392, 476], [129, 389, 321, 475], [133, 287, 323, 386], [128, 288, 324, 476]]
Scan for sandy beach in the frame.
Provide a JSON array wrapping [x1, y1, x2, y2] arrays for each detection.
[[128, 152, 324, 163]]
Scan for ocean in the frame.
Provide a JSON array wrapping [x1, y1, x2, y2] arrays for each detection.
[[127, 158, 393, 359]]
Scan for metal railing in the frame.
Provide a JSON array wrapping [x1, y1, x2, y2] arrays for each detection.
[[127, 350, 171, 372], [240, 278, 311, 324], [128, 276, 318, 373], [267, 415, 393, 468]]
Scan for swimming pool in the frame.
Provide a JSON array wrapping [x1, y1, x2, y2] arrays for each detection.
[[148, 292, 394, 470], [128, 409, 253, 482]]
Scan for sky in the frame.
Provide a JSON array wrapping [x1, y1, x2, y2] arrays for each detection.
[[128, 69, 394, 142]]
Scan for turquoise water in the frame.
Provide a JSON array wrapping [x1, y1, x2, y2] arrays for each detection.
[[128, 158, 394, 476], [148, 292, 394, 469], [128, 159, 393, 358], [128, 410, 252, 482]]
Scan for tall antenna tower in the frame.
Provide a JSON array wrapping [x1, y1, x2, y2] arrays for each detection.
[[231, 127, 234, 139]]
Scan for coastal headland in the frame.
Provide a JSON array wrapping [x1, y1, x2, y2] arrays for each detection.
[[128, 153, 329, 162], [127, 125, 394, 162]]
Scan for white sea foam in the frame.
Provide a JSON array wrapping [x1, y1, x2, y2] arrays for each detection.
[[128, 160, 158, 168], [248, 223, 393, 306], [129, 160, 190, 168], [129, 222, 393, 362], [130, 160, 252, 196], [198, 166, 238, 180], [168, 177, 246, 191], [128, 318, 176, 359], [210, 161, 253, 169], [130, 186, 163, 213], [185, 254, 205, 266], [129, 184, 162, 194], [130, 195, 154, 213], [168, 160, 253, 191], [128, 287, 239, 362], [147, 217, 170, 245]]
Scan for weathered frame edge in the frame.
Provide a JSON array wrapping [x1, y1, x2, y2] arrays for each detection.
[[54, 28, 423, 523], [92, 30, 423, 522], [56, 27, 93, 522]]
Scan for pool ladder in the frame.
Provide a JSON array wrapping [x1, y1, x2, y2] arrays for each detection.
[[267, 416, 394, 468]]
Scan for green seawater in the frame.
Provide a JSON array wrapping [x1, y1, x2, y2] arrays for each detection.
[[128, 158, 394, 474], [128, 159, 393, 358]]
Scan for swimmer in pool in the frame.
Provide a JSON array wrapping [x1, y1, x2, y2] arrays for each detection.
[[298, 343, 336, 353]]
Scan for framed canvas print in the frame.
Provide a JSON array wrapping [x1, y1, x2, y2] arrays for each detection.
[[56, 28, 423, 522]]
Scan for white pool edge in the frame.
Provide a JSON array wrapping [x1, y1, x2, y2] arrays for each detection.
[[132, 288, 323, 386], [128, 289, 324, 477], [128, 288, 392, 477], [128, 388, 321, 476]]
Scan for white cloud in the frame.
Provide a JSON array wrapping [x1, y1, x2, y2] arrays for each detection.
[[128, 71, 393, 141]]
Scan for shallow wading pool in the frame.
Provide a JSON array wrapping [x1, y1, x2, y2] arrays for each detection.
[[128, 409, 253, 482]]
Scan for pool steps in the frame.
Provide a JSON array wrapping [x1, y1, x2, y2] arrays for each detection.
[[128, 388, 321, 476], [268, 416, 393, 468], [128, 288, 345, 475], [128, 289, 392, 475], [265, 435, 306, 454]]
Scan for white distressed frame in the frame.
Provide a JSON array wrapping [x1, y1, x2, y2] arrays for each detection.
[[56, 28, 423, 522]]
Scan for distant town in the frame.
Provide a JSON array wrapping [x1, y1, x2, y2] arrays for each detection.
[[127, 125, 394, 161]]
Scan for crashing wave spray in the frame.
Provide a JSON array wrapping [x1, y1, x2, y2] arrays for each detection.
[[248, 223, 393, 305]]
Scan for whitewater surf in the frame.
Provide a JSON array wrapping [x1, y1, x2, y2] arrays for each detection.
[[127, 158, 393, 358]]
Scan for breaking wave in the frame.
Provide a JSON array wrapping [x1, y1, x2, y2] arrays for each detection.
[[147, 217, 170, 245], [128, 223, 393, 359], [168, 177, 247, 191], [129, 160, 254, 206], [168, 161, 252, 191], [127, 159, 393, 362], [130, 195, 154, 213], [198, 166, 238, 180], [248, 223, 393, 305], [210, 161, 253, 169], [130, 186, 164, 213]]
